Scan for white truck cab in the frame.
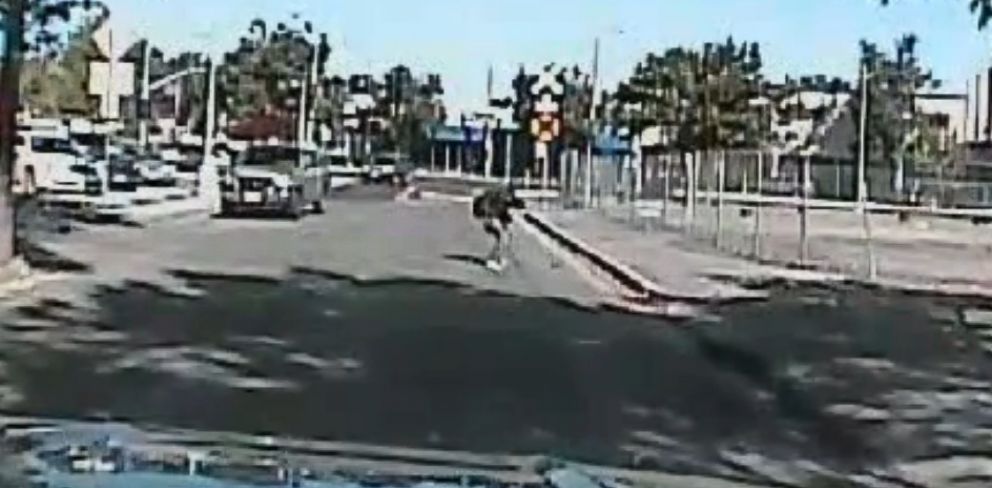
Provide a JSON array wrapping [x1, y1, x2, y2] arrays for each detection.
[[14, 119, 99, 196]]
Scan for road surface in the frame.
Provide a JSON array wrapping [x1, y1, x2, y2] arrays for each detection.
[[3, 184, 992, 486]]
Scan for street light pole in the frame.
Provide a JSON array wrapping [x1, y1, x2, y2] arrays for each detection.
[[857, 62, 868, 208], [310, 37, 322, 145], [856, 60, 877, 280], [584, 37, 599, 208], [139, 39, 151, 152], [297, 71, 308, 152], [200, 57, 220, 215]]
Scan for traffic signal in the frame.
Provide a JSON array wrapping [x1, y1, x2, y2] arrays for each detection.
[[510, 68, 537, 124], [349, 74, 372, 94], [316, 33, 332, 77], [427, 74, 444, 95], [528, 65, 564, 143]]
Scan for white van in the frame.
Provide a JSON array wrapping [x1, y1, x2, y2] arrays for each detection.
[[14, 122, 100, 196]]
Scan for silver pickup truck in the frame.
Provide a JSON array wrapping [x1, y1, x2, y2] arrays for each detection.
[[220, 143, 329, 219], [367, 152, 413, 185]]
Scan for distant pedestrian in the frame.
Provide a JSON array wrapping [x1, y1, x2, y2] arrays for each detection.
[[471, 184, 524, 272]]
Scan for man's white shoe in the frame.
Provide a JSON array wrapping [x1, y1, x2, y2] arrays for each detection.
[[485, 259, 506, 273]]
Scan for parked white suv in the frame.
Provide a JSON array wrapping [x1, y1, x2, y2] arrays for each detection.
[[14, 135, 100, 195]]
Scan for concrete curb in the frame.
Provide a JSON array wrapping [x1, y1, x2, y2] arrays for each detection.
[[417, 191, 473, 204], [523, 212, 669, 300], [516, 212, 701, 317], [120, 201, 211, 226]]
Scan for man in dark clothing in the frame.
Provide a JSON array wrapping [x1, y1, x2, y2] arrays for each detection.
[[472, 184, 524, 271]]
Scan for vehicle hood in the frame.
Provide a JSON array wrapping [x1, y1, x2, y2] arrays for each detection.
[[49, 164, 84, 178], [232, 164, 296, 178]]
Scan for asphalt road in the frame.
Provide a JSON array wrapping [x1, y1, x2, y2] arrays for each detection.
[[4, 184, 992, 485]]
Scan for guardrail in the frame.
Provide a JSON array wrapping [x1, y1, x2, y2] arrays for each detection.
[[643, 191, 992, 219]]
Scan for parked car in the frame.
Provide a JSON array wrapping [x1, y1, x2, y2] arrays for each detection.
[[135, 157, 177, 186], [105, 155, 142, 192], [221, 143, 329, 219], [160, 146, 201, 191], [14, 126, 100, 196], [368, 152, 413, 185]]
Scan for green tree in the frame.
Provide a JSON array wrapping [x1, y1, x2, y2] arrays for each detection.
[[220, 18, 331, 130], [616, 39, 765, 160], [378, 65, 445, 159], [556, 65, 594, 150], [20, 19, 97, 116], [0, 0, 109, 266], [854, 34, 939, 199]]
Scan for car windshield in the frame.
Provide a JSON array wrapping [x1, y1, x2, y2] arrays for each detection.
[[238, 146, 300, 166], [30, 137, 76, 155]]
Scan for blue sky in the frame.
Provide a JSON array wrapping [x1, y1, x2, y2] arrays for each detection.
[[102, 0, 992, 114]]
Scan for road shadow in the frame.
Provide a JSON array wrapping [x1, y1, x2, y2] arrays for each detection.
[[18, 242, 92, 274], [4, 268, 992, 482]]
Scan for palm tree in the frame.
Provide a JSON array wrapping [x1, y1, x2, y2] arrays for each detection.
[[249, 18, 267, 47], [0, 0, 108, 267]]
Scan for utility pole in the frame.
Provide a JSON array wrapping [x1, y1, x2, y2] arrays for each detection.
[[297, 69, 309, 154], [307, 40, 320, 147], [173, 78, 183, 128], [857, 61, 877, 280], [363, 108, 371, 167], [715, 149, 725, 249], [753, 150, 763, 257], [857, 62, 869, 207], [504, 132, 513, 184], [0, 0, 24, 263], [584, 37, 599, 208], [800, 153, 810, 265], [139, 39, 151, 152], [484, 120, 493, 179], [200, 58, 220, 215], [429, 127, 436, 172]]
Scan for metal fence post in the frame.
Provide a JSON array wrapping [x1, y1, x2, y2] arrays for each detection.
[[863, 205, 877, 281], [685, 151, 696, 234], [754, 150, 763, 258], [716, 149, 725, 249], [663, 152, 671, 227], [800, 154, 810, 265]]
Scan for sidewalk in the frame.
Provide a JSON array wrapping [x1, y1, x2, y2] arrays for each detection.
[[531, 201, 992, 303], [531, 209, 779, 303], [121, 197, 211, 225]]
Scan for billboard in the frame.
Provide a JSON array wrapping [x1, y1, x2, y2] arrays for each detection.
[[88, 61, 135, 120]]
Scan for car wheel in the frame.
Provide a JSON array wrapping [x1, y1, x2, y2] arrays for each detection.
[[311, 199, 325, 214], [219, 199, 233, 218], [24, 167, 36, 195], [284, 193, 303, 220]]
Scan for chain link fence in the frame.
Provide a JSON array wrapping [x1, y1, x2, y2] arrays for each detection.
[[594, 149, 992, 287]]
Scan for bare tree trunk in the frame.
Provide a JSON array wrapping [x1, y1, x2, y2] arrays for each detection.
[[0, 0, 25, 264]]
